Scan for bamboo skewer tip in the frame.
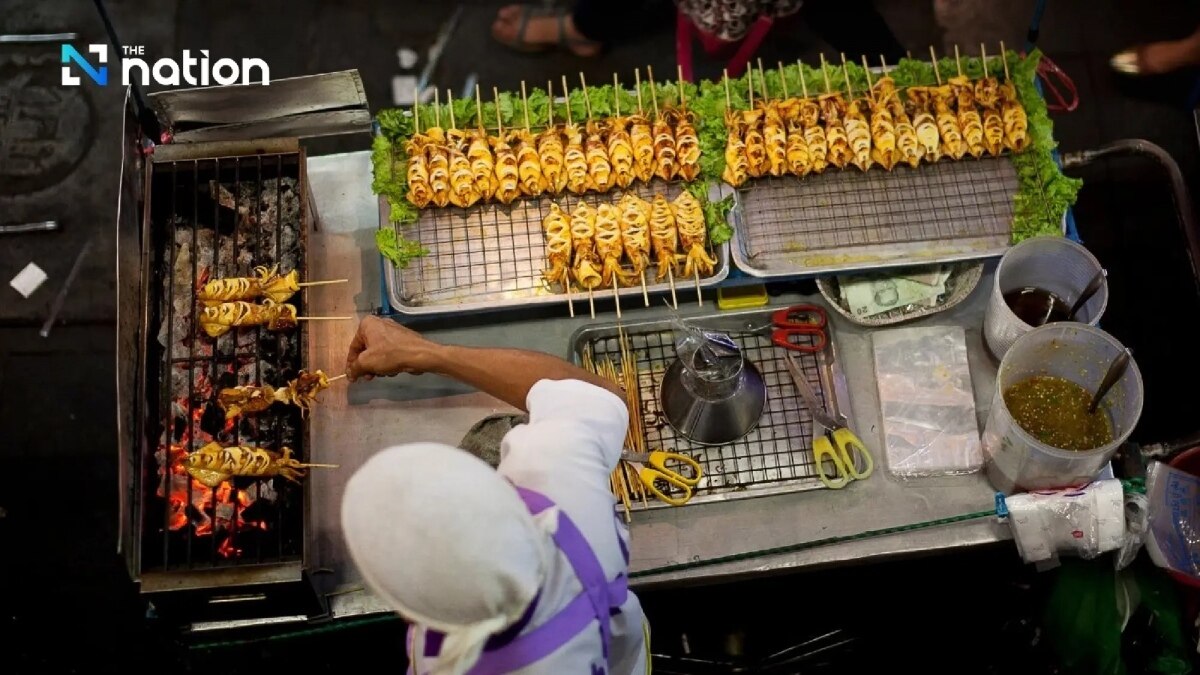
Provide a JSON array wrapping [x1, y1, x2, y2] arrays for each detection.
[[999, 41, 1011, 80], [296, 278, 349, 287], [981, 44, 989, 77]]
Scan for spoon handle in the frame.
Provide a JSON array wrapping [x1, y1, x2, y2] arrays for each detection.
[[1068, 269, 1107, 321], [1089, 348, 1131, 415]]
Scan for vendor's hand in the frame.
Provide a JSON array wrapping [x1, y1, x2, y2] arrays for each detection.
[[345, 316, 440, 382]]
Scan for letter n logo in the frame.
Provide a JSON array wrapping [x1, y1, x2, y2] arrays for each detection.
[[61, 44, 108, 86]]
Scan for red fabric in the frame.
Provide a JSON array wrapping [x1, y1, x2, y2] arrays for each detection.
[[676, 11, 774, 81]]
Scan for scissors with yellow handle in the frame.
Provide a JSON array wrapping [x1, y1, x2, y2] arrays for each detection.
[[620, 450, 703, 506], [783, 352, 874, 489]]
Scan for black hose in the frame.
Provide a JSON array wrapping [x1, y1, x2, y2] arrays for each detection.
[[1061, 139, 1200, 294], [90, 0, 161, 139]]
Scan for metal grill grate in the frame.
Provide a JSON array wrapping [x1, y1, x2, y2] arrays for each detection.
[[732, 156, 1019, 277], [147, 153, 307, 571], [385, 178, 729, 314], [578, 314, 844, 508]]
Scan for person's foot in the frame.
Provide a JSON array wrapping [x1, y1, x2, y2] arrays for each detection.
[[1112, 34, 1200, 75], [491, 4, 602, 57]]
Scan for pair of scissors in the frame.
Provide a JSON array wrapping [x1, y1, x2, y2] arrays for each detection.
[[620, 450, 703, 506], [746, 304, 828, 353], [782, 352, 874, 489]]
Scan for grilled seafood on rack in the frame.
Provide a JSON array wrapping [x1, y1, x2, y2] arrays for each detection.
[[798, 97, 829, 173], [513, 129, 547, 197], [541, 202, 573, 288], [844, 98, 872, 172], [536, 125, 569, 193], [217, 369, 334, 419], [652, 115, 679, 181], [931, 86, 966, 160], [606, 117, 636, 188], [866, 88, 897, 171], [670, 109, 702, 182], [785, 117, 812, 177], [446, 129, 480, 208], [761, 102, 788, 177], [199, 265, 299, 306], [183, 441, 333, 488], [198, 300, 297, 338], [490, 133, 522, 204], [998, 80, 1029, 152], [975, 77, 1005, 156], [721, 110, 749, 186], [628, 113, 656, 184], [467, 129, 498, 201], [584, 120, 614, 192], [404, 136, 433, 208], [648, 194, 680, 280], [876, 76, 922, 168], [818, 94, 851, 169], [672, 191, 717, 278], [741, 109, 769, 177], [594, 203, 624, 286], [570, 202, 603, 290], [618, 194, 651, 282], [950, 76, 985, 158], [905, 87, 942, 163], [563, 122, 591, 195], [424, 127, 452, 208]]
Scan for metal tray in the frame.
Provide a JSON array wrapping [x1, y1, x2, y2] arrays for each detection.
[[382, 180, 730, 316], [568, 307, 852, 510], [730, 156, 1021, 278]]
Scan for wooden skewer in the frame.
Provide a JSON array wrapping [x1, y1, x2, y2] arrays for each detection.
[[635, 68, 645, 114], [493, 86, 504, 136], [433, 88, 441, 128], [296, 316, 355, 321], [588, 286, 595, 319], [799, 59, 809, 99], [757, 58, 768, 101], [1000, 41, 1011, 80], [520, 80, 531, 130], [640, 271, 649, 307], [446, 89, 457, 129], [930, 46, 943, 85], [413, 87, 421, 135], [981, 44, 990, 78], [954, 44, 963, 77], [880, 54, 889, 74], [862, 55, 874, 92], [819, 53, 832, 94], [296, 279, 349, 288], [723, 68, 732, 109], [694, 266, 702, 307], [906, 50, 913, 60], [612, 276, 622, 319], [547, 79, 555, 126], [613, 72, 621, 117], [302, 463, 342, 469], [561, 75, 573, 125], [841, 53, 854, 97], [677, 64, 687, 108], [746, 61, 755, 108], [646, 65, 660, 118], [666, 266, 677, 309], [777, 61, 789, 99], [326, 374, 348, 383], [474, 85, 484, 132], [579, 72, 593, 120]]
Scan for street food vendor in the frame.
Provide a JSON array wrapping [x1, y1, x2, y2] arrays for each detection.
[[341, 316, 650, 674]]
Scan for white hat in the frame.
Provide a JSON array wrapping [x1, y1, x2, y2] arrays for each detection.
[[341, 443, 554, 674]]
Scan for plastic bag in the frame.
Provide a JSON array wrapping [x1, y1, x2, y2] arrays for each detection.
[[871, 325, 982, 479], [1004, 479, 1126, 565], [672, 318, 742, 399], [1143, 461, 1200, 580]]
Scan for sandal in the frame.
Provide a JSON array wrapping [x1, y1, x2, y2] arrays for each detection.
[[492, 4, 601, 56]]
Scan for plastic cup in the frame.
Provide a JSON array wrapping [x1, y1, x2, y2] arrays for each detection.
[[983, 236, 1108, 360], [982, 323, 1143, 494]]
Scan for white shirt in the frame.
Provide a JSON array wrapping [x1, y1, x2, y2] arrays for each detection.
[[409, 379, 650, 674]]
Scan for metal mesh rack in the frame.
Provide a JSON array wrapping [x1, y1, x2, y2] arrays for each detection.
[[574, 310, 848, 509], [383, 178, 730, 315], [732, 156, 1019, 277]]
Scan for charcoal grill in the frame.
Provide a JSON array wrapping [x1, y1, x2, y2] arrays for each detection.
[[117, 98, 326, 626]]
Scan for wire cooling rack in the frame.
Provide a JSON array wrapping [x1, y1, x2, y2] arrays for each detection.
[[731, 156, 1020, 278], [573, 309, 850, 509], [382, 179, 730, 315]]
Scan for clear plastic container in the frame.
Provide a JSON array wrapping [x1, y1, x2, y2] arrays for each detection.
[[983, 236, 1108, 360], [982, 323, 1143, 494]]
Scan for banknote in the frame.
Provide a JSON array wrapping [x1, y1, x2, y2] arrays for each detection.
[[840, 275, 947, 317]]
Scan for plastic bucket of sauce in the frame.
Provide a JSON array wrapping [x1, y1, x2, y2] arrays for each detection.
[[983, 323, 1143, 494]]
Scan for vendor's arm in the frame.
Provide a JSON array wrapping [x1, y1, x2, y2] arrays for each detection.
[[345, 316, 625, 410]]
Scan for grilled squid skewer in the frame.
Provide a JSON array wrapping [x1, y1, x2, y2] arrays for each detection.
[[671, 109, 702, 182], [797, 94, 828, 174], [594, 203, 624, 287], [584, 120, 614, 193], [404, 136, 433, 208], [199, 265, 297, 306], [722, 109, 750, 186], [905, 87, 943, 163], [742, 109, 770, 177], [672, 191, 716, 279], [446, 129, 480, 207], [607, 117, 636, 188], [998, 81, 1029, 152], [762, 101, 788, 177], [541, 202, 573, 288], [466, 128, 497, 201], [198, 300, 297, 338], [950, 76, 985, 158], [513, 129, 546, 197], [424, 127, 452, 208], [217, 369, 337, 420], [569, 202, 603, 291], [183, 442, 337, 489], [617, 194, 652, 284], [648, 194, 680, 280]]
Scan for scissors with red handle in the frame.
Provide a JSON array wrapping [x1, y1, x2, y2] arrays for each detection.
[[760, 304, 827, 353]]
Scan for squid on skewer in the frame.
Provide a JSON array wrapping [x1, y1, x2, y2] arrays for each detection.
[[905, 87, 943, 163], [931, 85, 966, 160], [796, 71, 829, 174], [762, 101, 788, 177], [513, 129, 546, 197], [819, 94, 851, 169], [774, 63, 810, 178], [466, 129, 497, 202], [584, 119, 614, 193], [563, 120, 590, 194], [537, 81, 569, 192], [721, 108, 749, 186], [199, 265, 298, 306], [875, 59, 922, 168], [404, 135, 433, 208], [183, 442, 336, 489], [670, 109, 702, 182], [651, 115, 678, 181], [950, 77, 985, 158], [860, 56, 896, 171], [569, 202, 603, 291], [489, 133, 522, 204], [672, 191, 716, 279], [446, 129, 480, 208], [424, 127, 452, 208], [630, 70, 656, 184], [607, 117, 637, 188], [541, 202, 573, 289], [198, 300, 297, 338], [594, 203, 624, 287], [839, 55, 872, 172], [617, 194, 651, 284], [975, 46, 1005, 157], [217, 369, 337, 420], [742, 109, 770, 177], [996, 44, 1030, 153], [648, 194, 680, 280]]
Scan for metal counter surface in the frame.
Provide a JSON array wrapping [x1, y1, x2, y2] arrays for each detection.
[[305, 151, 1010, 619]]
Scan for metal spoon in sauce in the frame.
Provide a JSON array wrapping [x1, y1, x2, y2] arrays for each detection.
[[1066, 269, 1107, 322], [1088, 347, 1132, 415]]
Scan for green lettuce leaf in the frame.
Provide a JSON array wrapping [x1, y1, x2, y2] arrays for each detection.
[[376, 228, 427, 269]]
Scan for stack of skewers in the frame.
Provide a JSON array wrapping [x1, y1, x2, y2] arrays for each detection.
[[404, 67, 702, 210], [721, 44, 1030, 187], [581, 335, 651, 522]]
